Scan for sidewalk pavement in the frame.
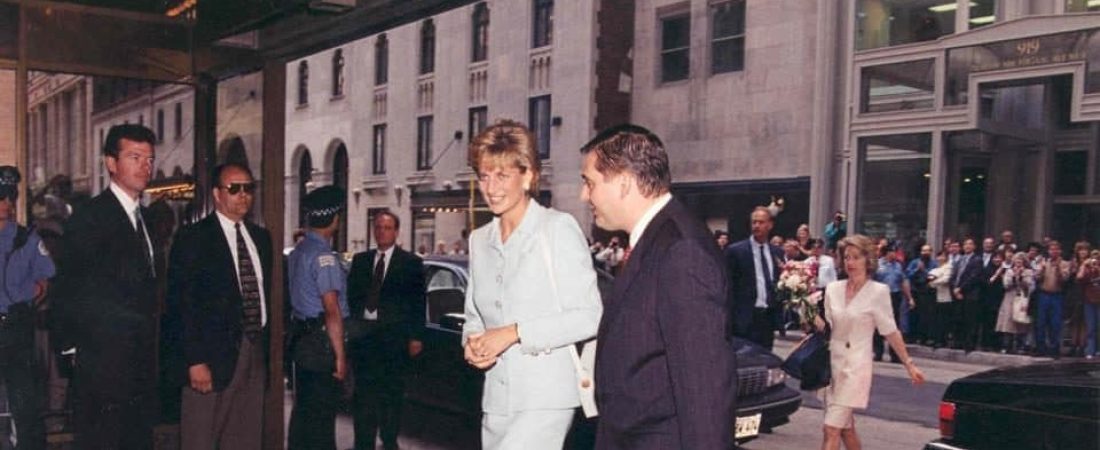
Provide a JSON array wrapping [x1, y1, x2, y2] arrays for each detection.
[[775, 330, 1053, 367]]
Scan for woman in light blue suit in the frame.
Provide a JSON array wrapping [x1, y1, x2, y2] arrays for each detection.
[[462, 120, 602, 449]]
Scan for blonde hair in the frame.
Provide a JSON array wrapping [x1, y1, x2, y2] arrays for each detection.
[[839, 234, 878, 277], [468, 119, 541, 196]]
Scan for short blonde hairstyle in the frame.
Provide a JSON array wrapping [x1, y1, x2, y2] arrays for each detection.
[[468, 119, 541, 196], [839, 234, 878, 277]]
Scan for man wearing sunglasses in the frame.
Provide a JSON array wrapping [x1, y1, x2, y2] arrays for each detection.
[[0, 165, 54, 450], [54, 124, 160, 449], [165, 163, 272, 450]]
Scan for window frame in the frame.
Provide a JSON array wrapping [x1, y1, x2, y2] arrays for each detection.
[[472, 2, 490, 62], [332, 48, 345, 97], [174, 102, 182, 140], [156, 108, 164, 143], [532, 0, 554, 49], [709, 0, 746, 75], [468, 106, 488, 143], [658, 12, 691, 83], [297, 60, 309, 106], [417, 116, 434, 171], [375, 34, 389, 86], [420, 19, 436, 75], [528, 95, 551, 160], [372, 123, 387, 175]]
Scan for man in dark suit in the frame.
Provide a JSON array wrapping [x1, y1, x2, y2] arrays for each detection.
[[347, 210, 425, 450], [950, 238, 984, 351], [580, 124, 735, 450], [727, 207, 783, 350], [54, 124, 161, 449], [166, 163, 273, 450]]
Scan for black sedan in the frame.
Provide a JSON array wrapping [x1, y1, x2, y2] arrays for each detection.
[[925, 360, 1100, 450], [407, 256, 801, 446]]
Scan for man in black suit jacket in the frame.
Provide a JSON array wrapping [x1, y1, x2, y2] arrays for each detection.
[[54, 124, 161, 449], [580, 125, 735, 450], [166, 163, 273, 450], [950, 238, 984, 351], [347, 210, 425, 450], [727, 207, 783, 350]]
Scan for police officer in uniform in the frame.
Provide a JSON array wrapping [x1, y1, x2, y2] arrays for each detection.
[[287, 185, 348, 450], [0, 166, 54, 450]]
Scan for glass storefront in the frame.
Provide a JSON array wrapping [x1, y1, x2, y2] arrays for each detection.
[[858, 133, 932, 246], [861, 59, 936, 113], [856, 0, 956, 50]]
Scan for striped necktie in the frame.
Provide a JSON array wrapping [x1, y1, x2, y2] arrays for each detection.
[[236, 223, 262, 340]]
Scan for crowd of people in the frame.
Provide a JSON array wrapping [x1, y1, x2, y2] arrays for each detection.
[[713, 216, 1100, 360]]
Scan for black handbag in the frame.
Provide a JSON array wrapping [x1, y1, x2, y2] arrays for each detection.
[[781, 313, 832, 391]]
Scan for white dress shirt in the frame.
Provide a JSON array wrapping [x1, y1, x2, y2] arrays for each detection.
[[629, 193, 673, 248], [364, 245, 394, 319], [108, 181, 154, 264], [216, 212, 267, 327], [751, 237, 775, 308]]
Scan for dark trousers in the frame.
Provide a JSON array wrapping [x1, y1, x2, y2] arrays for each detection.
[[873, 292, 902, 361], [748, 307, 776, 351], [912, 289, 936, 341], [954, 293, 980, 351], [0, 307, 43, 450], [350, 331, 408, 450], [930, 301, 953, 346], [1035, 292, 1065, 357], [73, 324, 157, 450], [288, 365, 341, 450]]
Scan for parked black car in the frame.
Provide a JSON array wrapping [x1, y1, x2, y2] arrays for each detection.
[[925, 360, 1100, 450], [407, 256, 801, 445]]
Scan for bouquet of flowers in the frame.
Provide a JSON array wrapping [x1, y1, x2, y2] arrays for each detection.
[[777, 260, 821, 329]]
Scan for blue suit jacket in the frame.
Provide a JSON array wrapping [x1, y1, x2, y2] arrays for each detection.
[[594, 198, 736, 450], [726, 238, 782, 337]]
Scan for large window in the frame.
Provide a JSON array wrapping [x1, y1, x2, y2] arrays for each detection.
[[174, 102, 182, 139], [372, 124, 386, 175], [297, 61, 309, 106], [968, 0, 996, 29], [532, 0, 553, 48], [660, 13, 691, 83], [156, 108, 164, 143], [420, 20, 436, 75], [417, 116, 433, 170], [1066, 0, 1100, 12], [468, 106, 488, 142], [472, 3, 490, 62], [860, 59, 935, 113], [858, 133, 931, 245], [710, 1, 746, 74], [332, 49, 345, 97], [855, 0, 955, 51], [528, 95, 551, 159], [375, 34, 389, 86]]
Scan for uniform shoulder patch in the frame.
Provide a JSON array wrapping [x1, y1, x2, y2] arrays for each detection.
[[318, 254, 337, 267], [38, 240, 49, 256]]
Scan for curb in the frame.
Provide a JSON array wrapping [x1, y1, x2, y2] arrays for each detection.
[[775, 331, 1052, 367]]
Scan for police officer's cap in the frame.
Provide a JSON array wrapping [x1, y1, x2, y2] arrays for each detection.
[[303, 185, 346, 222], [0, 166, 20, 199]]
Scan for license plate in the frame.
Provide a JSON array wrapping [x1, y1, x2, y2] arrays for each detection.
[[735, 413, 762, 439]]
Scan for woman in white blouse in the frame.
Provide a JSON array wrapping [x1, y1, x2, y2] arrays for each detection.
[[815, 235, 925, 450], [461, 120, 602, 449]]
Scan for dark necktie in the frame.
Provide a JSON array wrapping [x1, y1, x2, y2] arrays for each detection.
[[134, 208, 153, 273], [367, 252, 385, 312], [236, 223, 262, 340], [760, 244, 774, 306]]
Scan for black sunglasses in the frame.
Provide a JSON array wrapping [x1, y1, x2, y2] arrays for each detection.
[[221, 182, 256, 195]]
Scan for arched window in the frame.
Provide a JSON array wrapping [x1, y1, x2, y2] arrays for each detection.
[[420, 20, 436, 75], [332, 49, 345, 97], [297, 61, 309, 105], [297, 150, 313, 228], [375, 34, 389, 86], [471, 3, 489, 62]]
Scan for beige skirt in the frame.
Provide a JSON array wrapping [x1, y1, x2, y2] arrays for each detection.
[[821, 389, 855, 429]]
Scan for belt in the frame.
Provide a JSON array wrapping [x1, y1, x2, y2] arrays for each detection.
[[291, 317, 325, 332]]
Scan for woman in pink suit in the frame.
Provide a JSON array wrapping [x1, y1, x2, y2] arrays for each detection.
[[816, 235, 925, 450]]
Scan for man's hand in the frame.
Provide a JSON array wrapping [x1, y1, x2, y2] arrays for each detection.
[[953, 288, 963, 300], [333, 356, 347, 381], [189, 364, 213, 394], [408, 339, 424, 358]]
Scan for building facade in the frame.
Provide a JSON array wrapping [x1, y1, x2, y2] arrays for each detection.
[[285, 0, 632, 253], [837, 0, 1100, 249]]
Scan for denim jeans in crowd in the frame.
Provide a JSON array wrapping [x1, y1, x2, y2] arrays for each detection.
[[1084, 302, 1100, 357], [1035, 292, 1064, 357]]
